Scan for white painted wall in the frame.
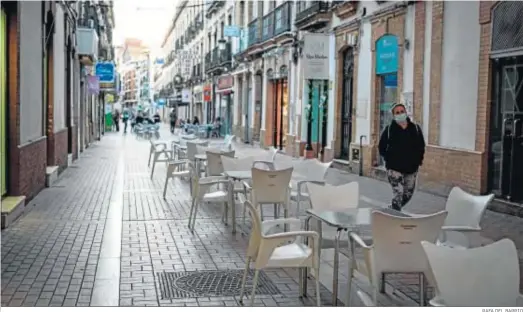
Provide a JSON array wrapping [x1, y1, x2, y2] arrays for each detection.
[[422, 2, 432, 138], [53, 5, 66, 132], [354, 20, 372, 144], [19, 1, 43, 143], [327, 34, 335, 148], [402, 5, 415, 119], [439, 1, 480, 151]]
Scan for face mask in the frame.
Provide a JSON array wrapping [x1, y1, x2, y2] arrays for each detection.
[[394, 113, 407, 122]]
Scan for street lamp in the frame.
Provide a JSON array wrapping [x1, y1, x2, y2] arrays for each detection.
[[305, 101, 314, 158], [218, 38, 226, 52], [174, 74, 183, 116]]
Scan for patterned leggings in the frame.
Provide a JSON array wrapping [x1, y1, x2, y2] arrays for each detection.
[[387, 169, 418, 211]]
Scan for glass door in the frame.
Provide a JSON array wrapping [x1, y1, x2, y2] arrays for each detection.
[[489, 57, 523, 202]]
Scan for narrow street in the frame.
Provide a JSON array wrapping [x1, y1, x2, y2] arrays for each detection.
[[2, 129, 523, 307]]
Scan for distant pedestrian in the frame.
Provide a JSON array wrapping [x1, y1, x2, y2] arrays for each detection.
[[378, 103, 425, 211], [112, 110, 120, 132], [193, 116, 200, 125], [169, 109, 177, 133], [122, 108, 130, 133], [153, 111, 161, 124]]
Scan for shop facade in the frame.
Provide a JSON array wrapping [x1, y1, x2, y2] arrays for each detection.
[[216, 74, 234, 136]]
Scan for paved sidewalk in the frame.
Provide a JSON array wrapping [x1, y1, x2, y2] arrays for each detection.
[[2, 129, 522, 307]]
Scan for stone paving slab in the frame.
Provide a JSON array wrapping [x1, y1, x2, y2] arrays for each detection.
[[2, 127, 523, 307]]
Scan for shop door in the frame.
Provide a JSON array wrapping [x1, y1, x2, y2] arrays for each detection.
[[1, 9, 7, 196], [272, 79, 288, 150], [245, 83, 252, 142], [489, 57, 523, 202], [340, 49, 354, 159]]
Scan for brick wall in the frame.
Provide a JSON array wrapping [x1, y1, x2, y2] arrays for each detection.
[[71, 117, 78, 160], [411, 1, 491, 195], [53, 128, 68, 173], [17, 138, 47, 202]]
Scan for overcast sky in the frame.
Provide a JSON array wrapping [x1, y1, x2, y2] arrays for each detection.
[[113, 0, 178, 55]]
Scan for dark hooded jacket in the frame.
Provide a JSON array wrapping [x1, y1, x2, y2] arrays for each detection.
[[378, 118, 426, 174]]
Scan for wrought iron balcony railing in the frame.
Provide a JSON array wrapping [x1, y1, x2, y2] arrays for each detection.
[[248, 18, 260, 47], [261, 11, 274, 42], [205, 52, 212, 72], [211, 47, 220, 68], [219, 42, 232, 65], [274, 1, 292, 36], [295, 1, 330, 24]]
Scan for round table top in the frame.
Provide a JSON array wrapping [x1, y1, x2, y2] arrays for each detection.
[[223, 170, 252, 180]]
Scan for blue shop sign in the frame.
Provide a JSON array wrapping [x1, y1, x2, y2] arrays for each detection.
[[95, 62, 115, 83], [224, 25, 240, 38], [158, 98, 166, 106], [375, 35, 399, 75]]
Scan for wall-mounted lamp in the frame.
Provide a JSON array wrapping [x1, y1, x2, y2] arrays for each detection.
[[218, 38, 226, 51], [292, 33, 304, 65], [404, 39, 411, 50]]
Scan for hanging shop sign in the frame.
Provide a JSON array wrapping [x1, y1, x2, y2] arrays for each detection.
[[203, 85, 212, 102], [217, 75, 233, 91], [95, 61, 115, 83], [182, 89, 191, 103], [224, 25, 240, 37], [87, 75, 100, 95], [303, 33, 330, 80], [375, 34, 399, 75]]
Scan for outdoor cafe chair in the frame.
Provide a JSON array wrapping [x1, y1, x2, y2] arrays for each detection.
[[348, 210, 447, 306], [162, 160, 190, 199], [421, 238, 522, 307], [238, 200, 321, 307], [242, 167, 294, 232], [205, 150, 235, 177], [306, 182, 360, 259], [290, 159, 332, 216], [187, 162, 233, 231], [406, 186, 494, 249]]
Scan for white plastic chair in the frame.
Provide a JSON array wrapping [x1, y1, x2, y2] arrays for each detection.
[[306, 182, 360, 304], [239, 200, 321, 306], [150, 141, 174, 179], [438, 187, 494, 249], [422, 239, 523, 307], [148, 139, 169, 167], [206, 150, 235, 177], [162, 160, 190, 199], [220, 134, 236, 151], [306, 182, 360, 256], [291, 159, 332, 215], [187, 162, 233, 231], [348, 210, 448, 306], [243, 167, 293, 232]]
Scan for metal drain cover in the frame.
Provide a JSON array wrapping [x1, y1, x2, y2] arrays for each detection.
[[157, 270, 281, 299]]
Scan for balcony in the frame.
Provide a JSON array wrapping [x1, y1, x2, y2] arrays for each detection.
[[206, 0, 225, 18], [211, 47, 220, 68], [274, 1, 292, 36], [295, 1, 332, 30], [77, 26, 99, 65], [261, 11, 274, 42], [248, 18, 261, 47], [219, 42, 232, 65], [205, 52, 212, 73]]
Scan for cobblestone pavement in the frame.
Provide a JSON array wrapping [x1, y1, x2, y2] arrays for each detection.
[[2, 128, 523, 307]]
